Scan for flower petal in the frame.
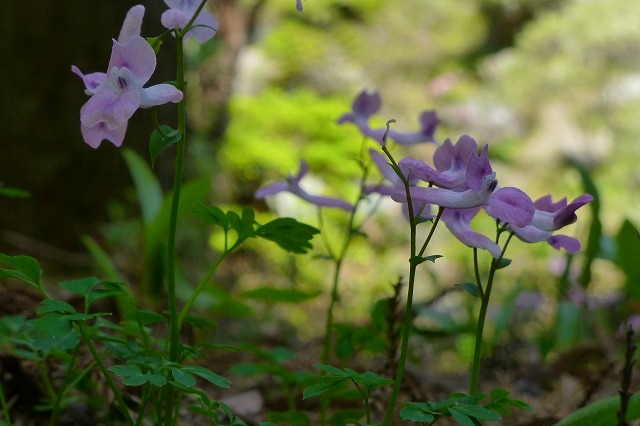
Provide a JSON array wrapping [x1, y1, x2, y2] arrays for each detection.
[[465, 145, 493, 192], [80, 88, 141, 129], [394, 187, 486, 209], [442, 207, 502, 258], [295, 191, 354, 210], [108, 36, 156, 84], [187, 10, 218, 42], [161, 9, 191, 30], [139, 84, 183, 107], [71, 66, 107, 95], [487, 187, 534, 228], [547, 235, 581, 254], [386, 110, 439, 145], [255, 181, 289, 199], [433, 135, 477, 173], [81, 120, 128, 149], [118, 5, 145, 43], [553, 194, 594, 229]]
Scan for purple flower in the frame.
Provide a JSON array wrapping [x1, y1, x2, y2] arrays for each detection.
[[71, 5, 145, 96], [506, 194, 593, 254], [399, 135, 478, 189], [77, 36, 183, 148], [338, 90, 439, 145], [161, 0, 218, 43], [441, 207, 502, 258], [72, 5, 183, 148], [393, 144, 535, 228], [296, 0, 303, 12], [255, 160, 354, 211], [365, 149, 433, 220]]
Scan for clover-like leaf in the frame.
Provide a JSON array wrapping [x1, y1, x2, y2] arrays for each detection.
[[150, 125, 182, 166], [400, 403, 436, 422], [181, 365, 230, 389], [0, 254, 42, 289], [37, 299, 77, 315], [256, 218, 319, 254], [172, 367, 196, 388]]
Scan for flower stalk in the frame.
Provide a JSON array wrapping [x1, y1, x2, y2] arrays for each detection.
[[469, 232, 514, 394]]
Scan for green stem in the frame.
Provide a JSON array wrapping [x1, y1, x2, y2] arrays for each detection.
[[0, 379, 11, 426], [383, 262, 418, 425], [52, 360, 97, 424], [178, 249, 230, 330], [50, 345, 81, 424], [321, 257, 344, 365], [163, 28, 187, 426], [167, 31, 186, 364], [381, 139, 422, 425], [321, 160, 369, 365], [469, 233, 514, 394], [80, 325, 134, 426]]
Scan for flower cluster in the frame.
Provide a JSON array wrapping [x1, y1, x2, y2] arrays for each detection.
[[257, 90, 592, 258], [72, 2, 217, 148]]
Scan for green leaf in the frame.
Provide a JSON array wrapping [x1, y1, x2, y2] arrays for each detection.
[[192, 204, 229, 229], [149, 125, 182, 166], [181, 365, 230, 389], [453, 405, 501, 420], [60, 277, 101, 297], [400, 405, 435, 422], [123, 148, 164, 224], [256, 218, 319, 254], [123, 374, 149, 386], [37, 299, 76, 315], [31, 330, 80, 351], [147, 374, 168, 387], [555, 393, 640, 425], [0, 182, 30, 198], [313, 363, 348, 376], [409, 254, 443, 266], [86, 281, 128, 305], [495, 258, 512, 270], [0, 254, 42, 289], [458, 283, 481, 298], [448, 408, 475, 426], [109, 365, 142, 377], [172, 367, 196, 388], [32, 314, 72, 336], [490, 388, 510, 402], [65, 313, 110, 321], [302, 378, 347, 399], [616, 220, 640, 298]]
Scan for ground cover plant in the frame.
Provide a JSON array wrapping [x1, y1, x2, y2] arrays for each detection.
[[1, 1, 639, 425]]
